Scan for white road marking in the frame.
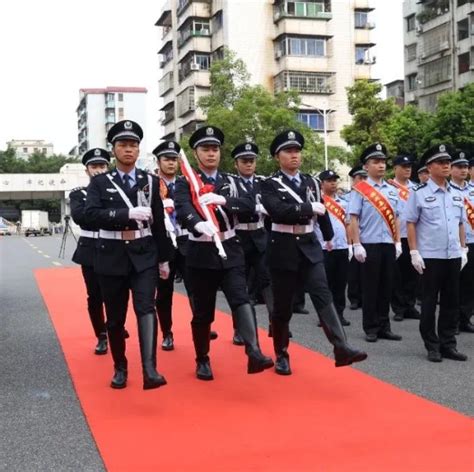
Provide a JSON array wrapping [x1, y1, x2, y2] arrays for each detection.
[[43, 255, 50, 259], [37, 250, 43, 254], [52, 261, 62, 266]]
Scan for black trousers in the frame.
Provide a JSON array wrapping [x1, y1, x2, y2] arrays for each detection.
[[420, 258, 460, 352], [460, 243, 474, 325], [80, 265, 106, 339], [155, 251, 192, 335], [271, 254, 332, 324], [323, 249, 349, 316], [188, 265, 249, 325], [98, 266, 156, 333], [243, 244, 271, 294], [391, 238, 417, 315], [347, 258, 362, 305], [360, 244, 395, 335]]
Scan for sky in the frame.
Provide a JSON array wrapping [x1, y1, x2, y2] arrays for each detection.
[[0, 0, 404, 156]]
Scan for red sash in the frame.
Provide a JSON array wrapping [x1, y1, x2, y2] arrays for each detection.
[[354, 181, 397, 241], [465, 197, 474, 230], [323, 195, 346, 226], [387, 179, 409, 202]]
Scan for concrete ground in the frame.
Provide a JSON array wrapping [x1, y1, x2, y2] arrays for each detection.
[[0, 234, 472, 470]]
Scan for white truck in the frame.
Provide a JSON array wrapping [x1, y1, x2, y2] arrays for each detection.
[[21, 210, 52, 237]]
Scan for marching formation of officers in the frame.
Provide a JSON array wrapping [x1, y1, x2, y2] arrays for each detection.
[[69, 119, 473, 390]]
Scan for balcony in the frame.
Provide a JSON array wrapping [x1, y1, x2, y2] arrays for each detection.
[[105, 100, 115, 110], [275, 54, 331, 73], [418, 40, 450, 62], [177, 87, 196, 117], [273, 1, 332, 22], [275, 17, 330, 37], [159, 71, 174, 96], [105, 114, 116, 124], [178, 34, 212, 60], [354, 29, 374, 44], [155, 1, 172, 27], [353, 0, 375, 11], [161, 104, 175, 125], [274, 70, 335, 94], [354, 63, 374, 79], [177, 0, 211, 20], [416, 0, 449, 25], [178, 69, 210, 91]]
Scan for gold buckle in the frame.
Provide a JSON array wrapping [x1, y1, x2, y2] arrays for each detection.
[[122, 230, 136, 241]]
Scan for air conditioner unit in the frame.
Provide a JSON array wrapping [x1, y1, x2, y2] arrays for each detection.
[[275, 50, 283, 59], [190, 63, 200, 70], [416, 25, 423, 34], [201, 29, 210, 35]]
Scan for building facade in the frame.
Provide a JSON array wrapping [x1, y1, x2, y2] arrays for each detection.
[[76, 87, 148, 157], [403, 0, 474, 111], [156, 0, 377, 147], [7, 140, 54, 160]]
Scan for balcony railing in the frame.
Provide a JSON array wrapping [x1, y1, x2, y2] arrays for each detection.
[[274, 1, 332, 22], [159, 72, 174, 96], [178, 28, 211, 47], [274, 71, 335, 94]]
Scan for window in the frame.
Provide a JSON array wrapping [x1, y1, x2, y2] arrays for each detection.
[[42, 148, 47, 153], [422, 23, 449, 57], [458, 18, 469, 41], [118, 93, 123, 101], [285, 1, 325, 17], [422, 56, 451, 87], [297, 112, 325, 130], [458, 0, 469, 6], [355, 46, 374, 64], [458, 52, 470, 74], [34, 148, 39, 152], [406, 43, 417, 62], [118, 107, 124, 120], [23, 147, 27, 153], [195, 54, 210, 69], [406, 14, 415, 32], [355, 11, 368, 28], [407, 73, 418, 91], [280, 36, 326, 57]]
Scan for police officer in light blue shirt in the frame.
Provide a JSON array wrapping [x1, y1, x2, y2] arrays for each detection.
[[316, 170, 351, 326], [406, 144, 469, 362], [348, 143, 403, 343], [449, 150, 474, 333]]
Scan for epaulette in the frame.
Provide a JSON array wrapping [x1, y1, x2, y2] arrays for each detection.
[[414, 183, 427, 191], [254, 174, 266, 180], [70, 186, 85, 193], [222, 171, 239, 179]]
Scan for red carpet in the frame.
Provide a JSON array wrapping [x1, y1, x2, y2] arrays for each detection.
[[36, 268, 472, 472]]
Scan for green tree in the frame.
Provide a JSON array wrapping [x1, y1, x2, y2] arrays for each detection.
[[382, 104, 434, 158], [429, 83, 474, 151], [341, 80, 399, 162], [0, 149, 78, 173], [181, 48, 326, 175]]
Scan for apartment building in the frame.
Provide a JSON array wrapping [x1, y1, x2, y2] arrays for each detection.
[[403, 0, 474, 111], [76, 87, 147, 157], [156, 0, 377, 147], [6, 139, 54, 160]]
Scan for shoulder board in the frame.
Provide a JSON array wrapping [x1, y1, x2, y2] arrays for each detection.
[[70, 186, 85, 193], [254, 174, 265, 180], [414, 183, 427, 191]]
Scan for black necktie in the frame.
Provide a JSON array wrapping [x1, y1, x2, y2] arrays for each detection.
[[123, 174, 131, 192], [245, 180, 253, 191], [167, 182, 174, 197], [208, 177, 215, 185], [291, 177, 300, 188]]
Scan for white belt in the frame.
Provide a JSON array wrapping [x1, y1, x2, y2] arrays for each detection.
[[272, 222, 314, 235], [176, 227, 189, 237], [80, 230, 98, 239], [236, 222, 264, 231], [99, 228, 152, 241], [188, 229, 236, 242]]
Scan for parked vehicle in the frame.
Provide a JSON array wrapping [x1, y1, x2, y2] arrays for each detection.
[[21, 210, 52, 236]]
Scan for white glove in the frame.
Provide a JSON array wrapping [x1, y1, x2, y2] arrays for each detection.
[[324, 241, 333, 252], [256, 204, 268, 216], [194, 221, 217, 237], [461, 247, 469, 271], [311, 202, 326, 215], [159, 262, 170, 280], [395, 242, 403, 260], [199, 193, 226, 206], [162, 198, 174, 210], [353, 243, 367, 263], [129, 206, 152, 221], [348, 244, 353, 261], [410, 250, 425, 275]]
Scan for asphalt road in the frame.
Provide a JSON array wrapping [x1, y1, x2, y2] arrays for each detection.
[[0, 234, 472, 470]]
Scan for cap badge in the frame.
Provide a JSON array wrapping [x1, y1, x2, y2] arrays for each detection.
[[206, 127, 214, 136], [94, 149, 101, 156], [460, 152, 465, 158], [124, 121, 133, 130], [168, 142, 175, 149], [245, 144, 252, 151], [288, 131, 296, 140], [376, 144, 382, 151], [439, 144, 446, 153]]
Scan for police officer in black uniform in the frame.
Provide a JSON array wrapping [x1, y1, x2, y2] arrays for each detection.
[[260, 130, 367, 375], [85, 120, 172, 390], [231, 142, 275, 339], [174, 126, 273, 380], [70, 148, 110, 355]]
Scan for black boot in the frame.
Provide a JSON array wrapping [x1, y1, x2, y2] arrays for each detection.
[[94, 333, 108, 355], [318, 304, 367, 368], [232, 330, 245, 346], [137, 314, 167, 390], [272, 319, 291, 375], [192, 323, 213, 380], [108, 329, 127, 389], [161, 332, 174, 351], [234, 304, 274, 374]]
